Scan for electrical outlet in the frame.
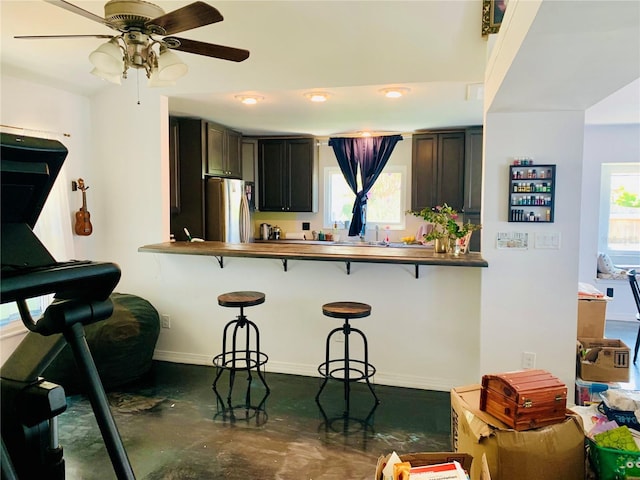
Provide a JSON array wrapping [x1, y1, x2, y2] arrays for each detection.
[[161, 314, 171, 329], [522, 351, 536, 369], [302, 222, 310, 231], [607, 287, 614, 298]]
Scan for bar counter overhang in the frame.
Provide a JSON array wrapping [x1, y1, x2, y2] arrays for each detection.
[[138, 241, 488, 278]]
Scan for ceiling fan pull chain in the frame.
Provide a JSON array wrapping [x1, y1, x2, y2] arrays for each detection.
[[136, 69, 141, 105]]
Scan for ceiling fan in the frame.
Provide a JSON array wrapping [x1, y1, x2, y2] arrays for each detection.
[[16, 0, 250, 85]]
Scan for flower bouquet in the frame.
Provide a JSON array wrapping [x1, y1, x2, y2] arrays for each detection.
[[409, 204, 481, 254]]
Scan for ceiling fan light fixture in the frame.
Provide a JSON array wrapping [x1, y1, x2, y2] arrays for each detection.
[[26, 0, 250, 90], [90, 67, 122, 85], [304, 92, 330, 103], [235, 95, 264, 105], [157, 48, 188, 81], [380, 87, 410, 98], [89, 39, 124, 75], [147, 69, 176, 88]]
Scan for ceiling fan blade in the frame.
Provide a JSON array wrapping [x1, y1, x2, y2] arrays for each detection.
[[15, 34, 114, 40], [44, 0, 116, 29], [165, 37, 249, 62], [146, 2, 223, 36]]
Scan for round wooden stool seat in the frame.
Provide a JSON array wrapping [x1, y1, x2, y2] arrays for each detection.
[[218, 291, 265, 308], [322, 301, 371, 319]]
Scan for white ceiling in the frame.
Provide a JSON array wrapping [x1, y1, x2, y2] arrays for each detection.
[[1, 0, 638, 137]]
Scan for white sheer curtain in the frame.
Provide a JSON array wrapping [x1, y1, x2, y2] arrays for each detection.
[[33, 167, 75, 261]]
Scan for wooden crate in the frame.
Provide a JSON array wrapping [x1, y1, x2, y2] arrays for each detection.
[[480, 369, 567, 431]]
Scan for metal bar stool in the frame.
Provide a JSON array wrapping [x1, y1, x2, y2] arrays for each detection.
[[315, 301, 379, 415], [212, 291, 269, 406]]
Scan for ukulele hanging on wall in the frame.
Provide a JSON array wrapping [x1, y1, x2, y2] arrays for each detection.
[[74, 178, 93, 236]]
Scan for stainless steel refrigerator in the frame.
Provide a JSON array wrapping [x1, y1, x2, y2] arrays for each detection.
[[205, 177, 252, 242]]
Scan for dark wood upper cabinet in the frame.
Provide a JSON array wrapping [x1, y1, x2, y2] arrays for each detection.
[[412, 127, 483, 251], [464, 126, 483, 213], [205, 121, 242, 178], [411, 130, 465, 212], [258, 138, 317, 212]]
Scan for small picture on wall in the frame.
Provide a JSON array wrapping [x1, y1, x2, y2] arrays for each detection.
[[482, 0, 507, 36]]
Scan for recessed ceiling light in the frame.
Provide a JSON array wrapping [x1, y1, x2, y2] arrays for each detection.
[[379, 87, 410, 98], [235, 95, 264, 105], [304, 92, 330, 102]]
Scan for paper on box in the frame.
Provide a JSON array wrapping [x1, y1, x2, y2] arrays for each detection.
[[450, 384, 585, 480], [381, 451, 402, 480], [409, 460, 467, 479], [374, 452, 474, 480]]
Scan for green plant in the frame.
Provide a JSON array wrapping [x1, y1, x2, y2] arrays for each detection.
[[409, 203, 481, 242], [613, 186, 640, 208]]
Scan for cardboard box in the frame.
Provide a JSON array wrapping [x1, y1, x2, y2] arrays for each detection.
[[574, 377, 620, 406], [577, 298, 607, 338], [451, 385, 585, 480], [577, 338, 630, 383], [375, 452, 474, 480]]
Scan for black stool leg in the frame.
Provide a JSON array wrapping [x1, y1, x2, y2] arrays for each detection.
[[315, 326, 343, 402], [351, 327, 379, 405], [343, 319, 351, 415], [226, 319, 245, 406], [212, 317, 236, 396], [246, 319, 270, 394]]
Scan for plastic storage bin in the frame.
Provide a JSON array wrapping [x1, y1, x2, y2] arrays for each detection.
[[588, 438, 640, 480]]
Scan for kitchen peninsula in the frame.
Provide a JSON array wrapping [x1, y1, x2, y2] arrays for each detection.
[[138, 241, 488, 277]]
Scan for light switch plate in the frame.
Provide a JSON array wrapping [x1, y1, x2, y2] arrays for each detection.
[[534, 232, 561, 249]]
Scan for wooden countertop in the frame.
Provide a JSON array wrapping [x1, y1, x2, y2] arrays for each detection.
[[138, 241, 488, 269]]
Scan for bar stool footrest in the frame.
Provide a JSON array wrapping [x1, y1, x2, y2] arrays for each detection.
[[213, 351, 269, 371], [317, 359, 376, 382]]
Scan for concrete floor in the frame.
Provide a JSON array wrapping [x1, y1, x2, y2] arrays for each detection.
[[57, 361, 451, 479], [36, 320, 640, 479]]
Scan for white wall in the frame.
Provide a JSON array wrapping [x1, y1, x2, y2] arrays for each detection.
[[580, 124, 640, 321], [480, 111, 586, 390]]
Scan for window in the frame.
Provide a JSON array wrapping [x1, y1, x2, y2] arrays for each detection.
[[324, 166, 406, 230], [0, 297, 49, 328], [599, 163, 640, 266]]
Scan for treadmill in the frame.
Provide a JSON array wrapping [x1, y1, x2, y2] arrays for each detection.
[[0, 133, 135, 479]]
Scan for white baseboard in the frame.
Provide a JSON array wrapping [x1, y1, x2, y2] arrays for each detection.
[[152, 349, 459, 392]]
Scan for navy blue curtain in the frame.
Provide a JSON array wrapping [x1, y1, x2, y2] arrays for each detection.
[[328, 135, 403, 237]]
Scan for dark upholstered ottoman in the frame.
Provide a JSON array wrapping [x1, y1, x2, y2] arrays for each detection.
[[43, 292, 160, 393]]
